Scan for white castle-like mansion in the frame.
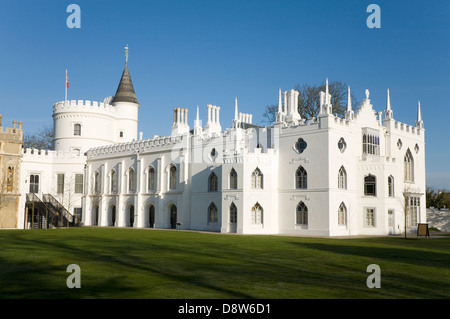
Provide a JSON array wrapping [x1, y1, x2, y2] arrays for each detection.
[[16, 57, 426, 236]]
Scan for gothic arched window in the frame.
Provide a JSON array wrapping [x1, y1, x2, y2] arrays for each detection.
[[251, 203, 263, 224], [94, 171, 100, 194], [404, 149, 414, 182], [296, 202, 308, 225], [148, 167, 155, 191], [208, 202, 218, 223], [251, 168, 263, 189], [338, 166, 347, 189], [296, 166, 307, 189], [229, 168, 237, 189], [208, 172, 218, 192], [110, 169, 117, 193], [169, 165, 177, 190], [388, 175, 394, 197], [338, 202, 347, 226], [128, 168, 136, 193], [230, 203, 237, 224]]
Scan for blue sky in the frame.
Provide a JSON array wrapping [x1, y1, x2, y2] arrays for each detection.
[[0, 0, 449, 189]]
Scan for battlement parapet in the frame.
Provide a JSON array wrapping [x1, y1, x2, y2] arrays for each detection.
[[53, 100, 116, 115], [22, 148, 86, 160], [333, 116, 351, 127], [391, 120, 422, 136], [0, 126, 23, 140], [88, 134, 187, 158]]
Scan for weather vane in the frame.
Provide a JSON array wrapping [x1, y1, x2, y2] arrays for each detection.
[[125, 44, 129, 63]]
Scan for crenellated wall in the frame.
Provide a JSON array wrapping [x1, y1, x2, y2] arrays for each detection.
[[53, 100, 116, 115], [52, 99, 121, 153]]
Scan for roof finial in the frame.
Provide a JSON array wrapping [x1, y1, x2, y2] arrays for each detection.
[[345, 86, 354, 120], [386, 88, 391, 110], [417, 101, 422, 122], [384, 89, 393, 120], [416, 100, 423, 129], [278, 88, 282, 113], [196, 105, 200, 126], [347, 86, 352, 111], [125, 44, 129, 63], [235, 97, 238, 120]]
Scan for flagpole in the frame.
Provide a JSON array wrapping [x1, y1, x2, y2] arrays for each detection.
[[65, 69, 68, 101]]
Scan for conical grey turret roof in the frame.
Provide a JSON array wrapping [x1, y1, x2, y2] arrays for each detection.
[[112, 63, 139, 105]]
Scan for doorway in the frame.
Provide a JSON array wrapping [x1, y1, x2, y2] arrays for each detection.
[[129, 205, 135, 227], [388, 210, 394, 235], [111, 205, 116, 226], [229, 203, 237, 233], [170, 205, 177, 229], [149, 205, 155, 228]]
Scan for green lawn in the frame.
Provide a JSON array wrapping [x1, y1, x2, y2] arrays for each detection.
[[0, 227, 449, 299]]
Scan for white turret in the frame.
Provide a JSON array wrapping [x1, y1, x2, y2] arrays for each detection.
[[194, 105, 203, 135], [319, 78, 333, 115], [52, 47, 140, 153], [416, 101, 423, 129], [345, 86, 354, 120], [112, 59, 139, 143], [275, 88, 285, 123], [384, 88, 393, 120]]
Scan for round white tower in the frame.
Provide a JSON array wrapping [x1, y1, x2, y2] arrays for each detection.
[[52, 52, 140, 154], [52, 99, 117, 154]]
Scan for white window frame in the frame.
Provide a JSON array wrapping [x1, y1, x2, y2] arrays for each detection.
[[251, 168, 263, 189], [251, 203, 263, 224], [364, 208, 376, 227], [338, 203, 347, 226], [338, 166, 347, 190], [208, 202, 218, 224], [75, 173, 84, 194]]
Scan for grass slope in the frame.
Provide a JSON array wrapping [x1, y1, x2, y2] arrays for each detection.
[[0, 228, 449, 299]]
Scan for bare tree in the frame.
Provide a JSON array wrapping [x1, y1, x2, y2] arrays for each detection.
[[262, 80, 359, 124], [24, 125, 54, 150], [262, 104, 278, 124], [56, 176, 82, 228]]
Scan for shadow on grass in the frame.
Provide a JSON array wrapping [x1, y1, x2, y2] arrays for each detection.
[[289, 241, 450, 299], [0, 230, 254, 299], [2, 229, 450, 299]]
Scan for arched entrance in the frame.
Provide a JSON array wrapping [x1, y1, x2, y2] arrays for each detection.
[[111, 205, 116, 226], [93, 206, 99, 226], [149, 205, 155, 228], [229, 203, 237, 233], [169, 205, 177, 229], [129, 205, 135, 227]]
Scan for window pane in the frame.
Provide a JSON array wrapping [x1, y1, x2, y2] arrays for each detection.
[[75, 174, 83, 194], [57, 174, 65, 194], [366, 209, 375, 226], [364, 175, 376, 196], [150, 168, 155, 190], [74, 124, 81, 136], [230, 169, 237, 189]]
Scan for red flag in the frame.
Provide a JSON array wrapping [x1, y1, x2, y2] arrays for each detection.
[[66, 70, 69, 88]]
